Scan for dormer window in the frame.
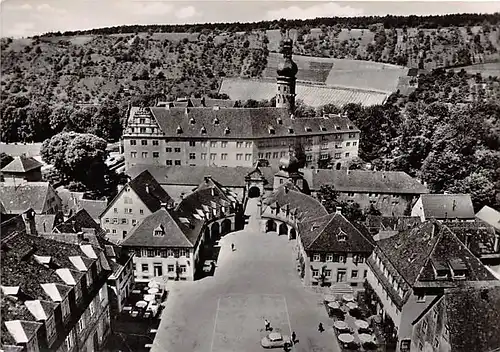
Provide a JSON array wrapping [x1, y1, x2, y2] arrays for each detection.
[[201, 126, 207, 134], [154, 225, 165, 237], [337, 229, 347, 242], [288, 128, 294, 134], [449, 259, 467, 279], [348, 125, 354, 130], [213, 118, 219, 125], [432, 260, 449, 279], [277, 117, 283, 125], [305, 126, 312, 132], [176, 126, 183, 134], [139, 118, 146, 124], [268, 126, 275, 135], [336, 125, 341, 130], [320, 125, 327, 132], [189, 117, 196, 125], [224, 127, 230, 135]]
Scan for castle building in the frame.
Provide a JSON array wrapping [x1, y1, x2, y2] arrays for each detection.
[[122, 38, 360, 171]]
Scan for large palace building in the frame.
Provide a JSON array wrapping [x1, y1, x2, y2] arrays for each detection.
[[122, 38, 360, 170]]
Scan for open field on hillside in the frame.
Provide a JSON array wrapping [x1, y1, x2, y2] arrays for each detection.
[[263, 52, 407, 92]]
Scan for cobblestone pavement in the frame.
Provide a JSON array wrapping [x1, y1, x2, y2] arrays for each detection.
[[151, 199, 341, 352]]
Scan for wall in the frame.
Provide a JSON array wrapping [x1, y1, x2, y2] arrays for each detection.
[[411, 198, 425, 221], [410, 297, 450, 352], [308, 252, 369, 288], [100, 186, 152, 244], [366, 269, 402, 328], [399, 293, 440, 347], [132, 248, 196, 281], [336, 192, 414, 217], [45, 185, 63, 215]]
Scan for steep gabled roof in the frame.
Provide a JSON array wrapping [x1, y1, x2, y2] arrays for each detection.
[[0, 182, 53, 214], [127, 165, 276, 189], [1, 156, 42, 173], [141, 106, 359, 139], [377, 222, 495, 287], [128, 170, 173, 212], [121, 208, 193, 248], [303, 169, 429, 194], [445, 220, 499, 258], [300, 213, 374, 253], [476, 205, 500, 231], [54, 209, 106, 237], [419, 194, 474, 219], [263, 186, 328, 222]]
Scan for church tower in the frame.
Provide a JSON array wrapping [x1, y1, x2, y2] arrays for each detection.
[[276, 35, 298, 112]]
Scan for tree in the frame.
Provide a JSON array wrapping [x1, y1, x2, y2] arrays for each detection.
[[317, 185, 339, 214], [339, 201, 365, 222], [292, 143, 306, 168]]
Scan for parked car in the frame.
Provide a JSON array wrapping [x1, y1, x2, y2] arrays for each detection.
[[203, 260, 215, 273], [261, 332, 291, 349]]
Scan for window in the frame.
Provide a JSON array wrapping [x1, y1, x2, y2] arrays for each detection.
[[89, 301, 95, 316], [258, 152, 264, 159], [153, 152, 159, 158], [166, 160, 172, 165], [400, 340, 410, 351], [345, 152, 350, 157], [245, 142, 252, 148], [65, 333, 74, 349], [312, 269, 319, 278], [353, 142, 357, 146], [210, 153, 216, 160], [321, 142, 328, 149], [363, 270, 368, 278], [417, 294, 425, 303], [189, 141, 196, 147], [130, 140, 137, 145], [61, 298, 70, 319], [334, 153, 341, 159], [349, 133, 356, 138], [326, 254, 333, 262], [175, 160, 181, 165], [346, 142, 351, 147], [154, 229, 164, 237], [210, 141, 217, 148], [245, 154, 252, 161], [201, 153, 207, 160], [433, 308, 438, 320], [179, 265, 187, 273], [142, 152, 148, 158], [221, 153, 228, 160], [422, 320, 428, 333], [123, 230, 127, 238], [121, 218, 127, 224], [104, 218, 110, 223], [351, 270, 358, 278], [86, 269, 93, 287], [313, 254, 321, 262], [130, 151, 137, 158], [221, 141, 228, 148], [152, 140, 159, 146], [434, 338, 439, 348], [265, 152, 271, 159], [141, 264, 149, 272], [140, 209, 144, 214], [77, 317, 85, 332], [174, 147, 181, 153], [280, 151, 287, 157], [320, 154, 329, 160], [112, 229, 116, 234], [167, 265, 175, 272], [140, 127, 146, 133], [324, 269, 331, 277], [132, 219, 137, 226], [237, 142, 243, 148], [306, 155, 312, 161], [141, 140, 147, 146], [236, 154, 243, 160], [45, 315, 56, 340], [166, 147, 172, 152], [273, 152, 279, 159], [189, 153, 196, 160]]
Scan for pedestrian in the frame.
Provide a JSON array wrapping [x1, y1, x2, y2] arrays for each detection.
[[291, 331, 296, 343], [264, 319, 270, 331], [318, 322, 324, 333], [231, 243, 235, 251]]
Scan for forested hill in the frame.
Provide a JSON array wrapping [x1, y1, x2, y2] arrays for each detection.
[[1, 13, 500, 146]]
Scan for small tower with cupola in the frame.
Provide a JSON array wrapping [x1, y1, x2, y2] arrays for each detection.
[[276, 34, 298, 113]]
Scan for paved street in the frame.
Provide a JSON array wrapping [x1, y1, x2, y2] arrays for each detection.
[[151, 201, 341, 352]]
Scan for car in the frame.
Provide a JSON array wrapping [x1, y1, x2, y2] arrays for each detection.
[[203, 260, 215, 273], [261, 332, 291, 349]]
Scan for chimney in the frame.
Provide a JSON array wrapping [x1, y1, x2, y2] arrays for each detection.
[[21, 209, 37, 236], [145, 184, 150, 194], [180, 193, 185, 200], [204, 175, 211, 184], [336, 206, 342, 215]]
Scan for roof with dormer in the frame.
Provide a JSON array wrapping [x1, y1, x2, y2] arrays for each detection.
[[374, 221, 495, 289], [0, 182, 58, 214], [127, 106, 359, 140], [299, 213, 374, 253], [417, 194, 474, 220]]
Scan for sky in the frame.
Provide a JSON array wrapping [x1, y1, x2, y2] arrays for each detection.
[[0, 0, 499, 38]]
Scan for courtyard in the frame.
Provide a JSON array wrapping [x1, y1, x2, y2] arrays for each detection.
[[150, 199, 342, 352]]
